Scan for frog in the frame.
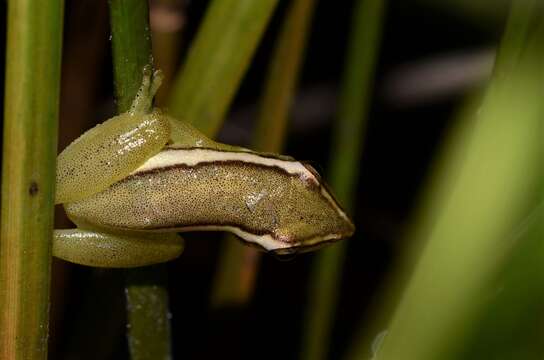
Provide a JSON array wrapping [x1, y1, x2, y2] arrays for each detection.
[[53, 67, 355, 268]]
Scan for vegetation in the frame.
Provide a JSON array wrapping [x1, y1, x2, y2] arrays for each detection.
[[1, 0, 542, 359]]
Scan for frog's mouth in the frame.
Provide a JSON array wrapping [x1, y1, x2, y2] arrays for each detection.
[[222, 228, 350, 256], [267, 237, 343, 256]]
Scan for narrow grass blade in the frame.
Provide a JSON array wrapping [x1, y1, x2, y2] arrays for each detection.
[[300, 0, 386, 359], [253, 0, 317, 153], [0, 0, 64, 358], [211, 0, 317, 308], [167, 0, 279, 137], [109, 1, 172, 358]]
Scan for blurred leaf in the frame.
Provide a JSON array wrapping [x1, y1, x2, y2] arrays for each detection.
[[371, 5, 543, 359], [168, 0, 279, 137], [453, 203, 544, 360], [301, 0, 386, 359]]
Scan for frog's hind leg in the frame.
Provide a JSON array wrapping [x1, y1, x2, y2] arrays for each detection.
[[166, 115, 253, 153], [56, 67, 170, 204], [53, 229, 184, 268]]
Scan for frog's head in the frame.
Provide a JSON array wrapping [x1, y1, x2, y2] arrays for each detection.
[[233, 162, 355, 255]]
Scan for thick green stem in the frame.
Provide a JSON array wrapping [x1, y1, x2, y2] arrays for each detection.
[[0, 0, 64, 358], [301, 0, 386, 359], [125, 266, 172, 360], [109, 0, 153, 113], [211, 0, 317, 307], [109, 1, 172, 359], [168, 0, 279, 137]]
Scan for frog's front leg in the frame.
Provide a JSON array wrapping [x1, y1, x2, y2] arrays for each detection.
[[53, 228, 184, 268], [56, 68, 169, 204], [129, 66, 164, 115]]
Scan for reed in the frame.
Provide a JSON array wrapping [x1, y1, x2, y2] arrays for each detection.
[[109, 1, 172, 358], [301, 0, 386, 359], [0, 0, 64, 358]]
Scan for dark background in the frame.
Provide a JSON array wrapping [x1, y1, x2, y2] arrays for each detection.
[[0, 0, 508, 359]]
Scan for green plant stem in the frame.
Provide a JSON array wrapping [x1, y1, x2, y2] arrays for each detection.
[[168, 0, 279, 137], [301, 0, 386, 359], [0, 0, 64, 358], [211, 0, 317, 308], [109, 0, 153, 113], [124, 266, 172, 360], [109, 1, 172, 359]]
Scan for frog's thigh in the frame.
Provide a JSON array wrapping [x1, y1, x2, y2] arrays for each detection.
[[167, 116, 246, 152], [53, 229, 184, 268], [56, 110, 170, 204]]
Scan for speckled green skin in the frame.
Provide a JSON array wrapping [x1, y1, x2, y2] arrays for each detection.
[[55, 70, 184, 267], [54, 70, 354, 267]]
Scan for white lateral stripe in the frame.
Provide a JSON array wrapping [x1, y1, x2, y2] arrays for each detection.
[[177, 225, 287, 251], [132, 148, 317, 181], [156, 224, 343, 251]]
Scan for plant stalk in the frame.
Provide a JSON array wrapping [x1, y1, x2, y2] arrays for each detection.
[[109, 1, 172, 359], [301, 0, 386, 359], [0, 0, 64, 358]]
